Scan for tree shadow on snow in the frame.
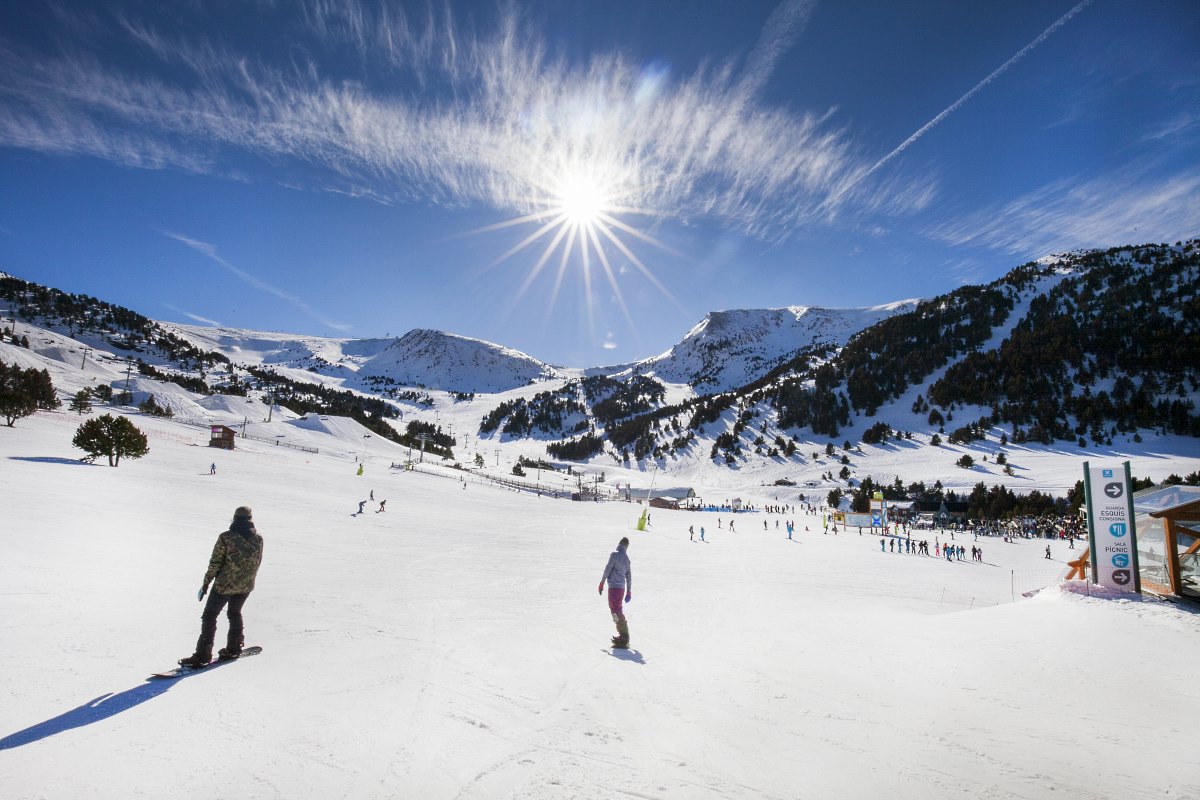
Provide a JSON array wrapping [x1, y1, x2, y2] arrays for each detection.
[[607, 648, 646, 665], [0, 665, 226, 750], [7, 456, 98, 466]]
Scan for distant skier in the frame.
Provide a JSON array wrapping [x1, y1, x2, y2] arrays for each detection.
[[689, 525, 695, 541], [370, 490, 374, 501], [598, 537, 633, 648], [179, 506, 264, 668], [1045, 545, 1052, 560], [700, 526, 706, 542], [729, 520, 736, 533], [210, 463, 216, 475]]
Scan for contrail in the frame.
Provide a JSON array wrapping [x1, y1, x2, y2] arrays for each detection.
[[163, 231, 351, 332], [854, 0, 1094, 189]]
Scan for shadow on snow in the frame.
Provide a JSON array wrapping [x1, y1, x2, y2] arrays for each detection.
[[0, 663, 229, 750], [606, 648, 646, 665], [7, 456, 98, 466]]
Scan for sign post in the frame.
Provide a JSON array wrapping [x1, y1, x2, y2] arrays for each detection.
[[869, 491, 887, 529], [1083, 461, 1141, 593]]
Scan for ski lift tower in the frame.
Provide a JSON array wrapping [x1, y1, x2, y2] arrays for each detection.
[[415, 433, 433, 463]]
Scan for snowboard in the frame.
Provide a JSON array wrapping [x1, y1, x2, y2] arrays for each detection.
[[150, 646, 262, 679]]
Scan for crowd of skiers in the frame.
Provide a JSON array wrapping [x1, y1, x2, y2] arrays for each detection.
[[877, 535, 985, 562]]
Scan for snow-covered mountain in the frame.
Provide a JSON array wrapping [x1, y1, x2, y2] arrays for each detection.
[[632, 302, 918, 391], [358, 329, 558, 393], [3, 240, 1197, 484], [167, 325, 560, 394]]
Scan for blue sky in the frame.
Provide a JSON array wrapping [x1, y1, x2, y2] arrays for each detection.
[[1, 0, 1197, 367]]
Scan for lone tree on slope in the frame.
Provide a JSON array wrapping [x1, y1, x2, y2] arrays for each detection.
[[72, 414, 149, 466], [69, 389, 92, 415], [0, 361, 39, 427]]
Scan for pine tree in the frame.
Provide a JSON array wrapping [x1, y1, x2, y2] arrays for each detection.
[[0, 361, 38, 426], [27, 368, 60, 410], [72, 414, 149, 466], [69, 389, 92, 415]]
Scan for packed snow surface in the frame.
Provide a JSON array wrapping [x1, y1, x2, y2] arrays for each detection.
[[2, 410, 1198, 799]]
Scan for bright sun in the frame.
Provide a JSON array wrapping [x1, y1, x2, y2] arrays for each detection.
[[555, 174, 608, 227], [467, 157, 680, 336]]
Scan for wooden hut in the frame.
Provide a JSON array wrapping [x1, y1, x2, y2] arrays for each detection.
[[209, 425, 237, 450]]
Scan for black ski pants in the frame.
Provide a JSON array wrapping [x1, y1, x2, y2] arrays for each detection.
[[195, 590, 250, 656]]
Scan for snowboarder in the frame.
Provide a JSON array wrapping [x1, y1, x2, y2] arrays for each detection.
[[598, 537, 633, 648], [700, 526, 706, 542], [356, 464, 364, 476], [1045, 545, 1052, 559], [729, 520, 736, 533], [357, 500, 367, 515], [376, 500, 386, 513], [689, 525, 695, 541], [179, 506, 264, 668], [210, 463, 216, 475]]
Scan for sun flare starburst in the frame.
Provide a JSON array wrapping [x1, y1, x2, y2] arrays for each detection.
[[467, 160, 683, 343]]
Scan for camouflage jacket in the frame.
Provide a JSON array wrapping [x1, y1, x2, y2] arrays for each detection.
[[203, 521, 264, 595]]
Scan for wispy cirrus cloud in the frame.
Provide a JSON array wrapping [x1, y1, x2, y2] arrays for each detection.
[[925, 163, 1200, 255], [0, 1, 920, 240], [163, 231, 351, 332]]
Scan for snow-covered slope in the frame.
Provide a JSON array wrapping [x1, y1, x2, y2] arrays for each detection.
[[1, 410, 1198, 799], [634, 302, 918, 391]]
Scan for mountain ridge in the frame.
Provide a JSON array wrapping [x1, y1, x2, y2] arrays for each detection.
[[2, 240, 1197, 479]]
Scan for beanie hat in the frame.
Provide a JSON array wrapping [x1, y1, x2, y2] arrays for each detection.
[[233, 506, 253, 519]]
